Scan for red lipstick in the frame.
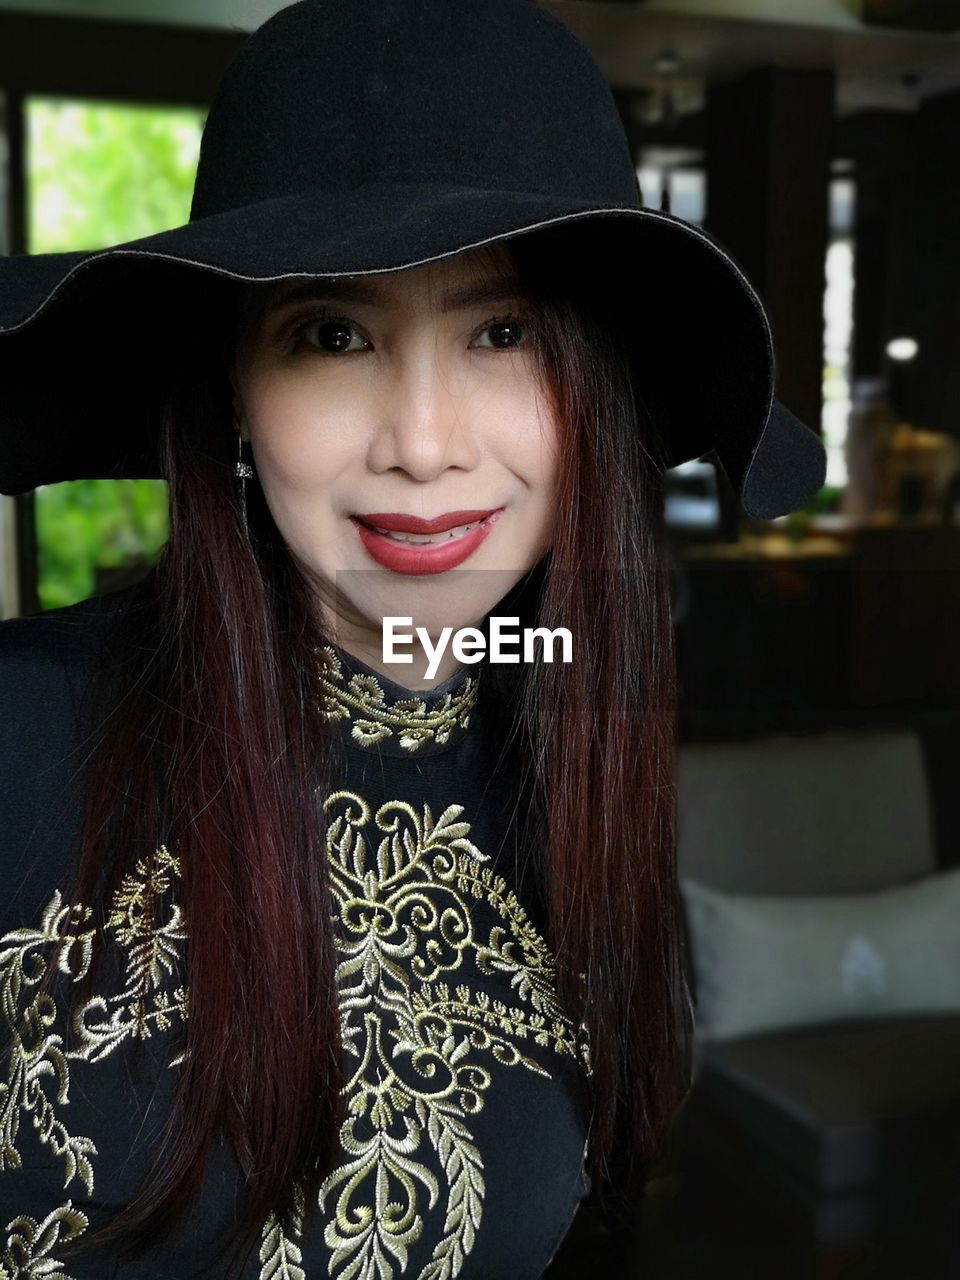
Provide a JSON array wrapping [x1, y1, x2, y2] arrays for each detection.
[[357, 510, 497, 534], [351, 508, 504, 574]]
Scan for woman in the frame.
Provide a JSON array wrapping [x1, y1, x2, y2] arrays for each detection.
[[0, 2, 826, 1278]]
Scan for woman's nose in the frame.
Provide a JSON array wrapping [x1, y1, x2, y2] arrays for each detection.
[[365, 354, 483, 482]]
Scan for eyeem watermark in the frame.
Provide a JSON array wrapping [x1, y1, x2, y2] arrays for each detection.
[[384, 616, 573, 680]]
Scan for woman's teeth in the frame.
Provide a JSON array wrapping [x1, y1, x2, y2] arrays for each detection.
[[371, 519, 483, 545]]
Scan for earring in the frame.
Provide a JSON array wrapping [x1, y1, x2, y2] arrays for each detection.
[[234, 430, 254, 532]]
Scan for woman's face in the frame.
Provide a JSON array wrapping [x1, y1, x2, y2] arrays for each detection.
[[232, 245, 560, 683]]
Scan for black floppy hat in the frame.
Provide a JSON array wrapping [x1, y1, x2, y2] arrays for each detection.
[[0, 0, 826, 519]]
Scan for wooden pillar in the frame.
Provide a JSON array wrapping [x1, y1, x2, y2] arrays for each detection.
[[705, 67, 835, 438], [1, 88, 38, 617], [889, 88, 960, 436], [3, 88, 39, 617]]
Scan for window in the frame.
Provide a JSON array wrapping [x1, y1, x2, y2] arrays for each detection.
[[637, 147, 706, 225], [27, 97, 204, 610], [822, 171, 856, 490]]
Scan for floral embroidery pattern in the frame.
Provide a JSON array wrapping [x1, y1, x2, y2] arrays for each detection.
[[0, 845, 186, 1278], [259, 1193, 308, 1280], [266, 791, 582, 1280], [316, 647, 478, 753], [0, 805, 585, 1280], [0, 1202, 88, 1280]]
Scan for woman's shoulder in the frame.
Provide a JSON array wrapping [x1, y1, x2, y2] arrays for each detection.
[[0, 585, 144, 911], [0, 583, 141, 697], [0, 583, 144, 780], [0, 582, 138, 662]]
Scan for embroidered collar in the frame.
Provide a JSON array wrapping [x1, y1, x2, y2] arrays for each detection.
[[316, 644, 480, 756]]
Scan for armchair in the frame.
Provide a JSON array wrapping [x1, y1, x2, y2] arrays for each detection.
[[674, 728, 960, 1279]]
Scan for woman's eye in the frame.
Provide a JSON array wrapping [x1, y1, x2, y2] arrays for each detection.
[[474, 317, 528, 351], [294, 316, 368, 354], [288, 312, 529, 353]]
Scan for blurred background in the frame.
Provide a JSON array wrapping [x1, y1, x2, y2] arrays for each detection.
[[0, 1, 959, 1277]]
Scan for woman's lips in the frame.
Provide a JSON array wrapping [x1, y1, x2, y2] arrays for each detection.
[[350, 508, 504, 574], [356, 509, 497, 535]]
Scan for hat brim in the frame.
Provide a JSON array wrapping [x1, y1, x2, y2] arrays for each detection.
[[0, 184, 824, 516]]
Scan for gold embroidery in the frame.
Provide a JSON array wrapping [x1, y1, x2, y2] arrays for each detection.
[[258, 1185, 307, 1280], [0, 1202, 88, 1279], [0, 847, 186, 1279], [298, 792, 576, 1280], [80, 845, 188, 1060], [316, 646, 478, 752], [0, 809, 583, 1280]]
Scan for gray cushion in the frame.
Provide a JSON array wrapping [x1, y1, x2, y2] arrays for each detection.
[[681, 868, 960, 1040]]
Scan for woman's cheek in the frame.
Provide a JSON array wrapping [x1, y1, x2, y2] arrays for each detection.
[[510, 410, 562, 490], [249, 406, 344, 492], [264, 441, 332, 493]]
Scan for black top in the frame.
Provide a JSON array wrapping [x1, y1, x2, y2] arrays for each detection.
[[0, 587, 590, 1279]]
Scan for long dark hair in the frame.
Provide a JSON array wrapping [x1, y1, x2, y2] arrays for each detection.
[[29, 223, 692, 1277]]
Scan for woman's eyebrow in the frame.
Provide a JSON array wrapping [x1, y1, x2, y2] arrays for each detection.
[[265, 274, 526, 315]]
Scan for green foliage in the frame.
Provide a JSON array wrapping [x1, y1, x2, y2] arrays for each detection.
[[36, 479, 169, 612], [28, 99, 203, 610], [782, 484, 844, 544], [28, 98, 204, 253]]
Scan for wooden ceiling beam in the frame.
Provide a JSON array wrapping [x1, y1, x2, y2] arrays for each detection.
[[861, 0, 960, 33], [0, 11, 242, 103]]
